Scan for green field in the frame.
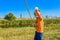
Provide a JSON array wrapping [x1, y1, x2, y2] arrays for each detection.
[[0, 24, 60, 40]]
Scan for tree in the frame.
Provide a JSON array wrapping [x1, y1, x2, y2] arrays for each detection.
[[4, 13, 16, 20]]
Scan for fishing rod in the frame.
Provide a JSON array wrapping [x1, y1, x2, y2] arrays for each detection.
[[24, 0, 32, 19]]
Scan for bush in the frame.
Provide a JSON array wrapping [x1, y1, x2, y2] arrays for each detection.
[[4, 13, 16, 20]]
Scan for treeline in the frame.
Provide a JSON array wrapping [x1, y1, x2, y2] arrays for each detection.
[[44, 19, 60, 27], [0, 19, 60, 28], [0, 20, 35, 28]]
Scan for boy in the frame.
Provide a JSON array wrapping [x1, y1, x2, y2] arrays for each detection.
[[34, 7, 44, 40]]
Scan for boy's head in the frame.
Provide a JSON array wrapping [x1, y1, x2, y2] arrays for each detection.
[[34, 7, 39, 17], [35, 7, 39, 11]]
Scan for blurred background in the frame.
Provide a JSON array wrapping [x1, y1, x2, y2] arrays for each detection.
[[0, 0, 60, 40]]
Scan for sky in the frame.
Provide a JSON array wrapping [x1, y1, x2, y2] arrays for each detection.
[[0, 0, 60, 18]]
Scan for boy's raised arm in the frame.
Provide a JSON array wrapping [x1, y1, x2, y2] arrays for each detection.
[[34, 10, 43, 20]]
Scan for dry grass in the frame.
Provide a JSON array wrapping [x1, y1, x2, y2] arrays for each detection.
[[0, 26, 60, 40], [0, 27, 35, 40]]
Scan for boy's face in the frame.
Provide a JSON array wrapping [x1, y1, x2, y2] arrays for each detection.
[[34, 9, 38, 16], [34, 12, 38, 17], [35, 10, 38, 12]]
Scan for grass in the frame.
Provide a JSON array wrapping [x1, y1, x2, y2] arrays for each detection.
[[0, 24, 60, 40]]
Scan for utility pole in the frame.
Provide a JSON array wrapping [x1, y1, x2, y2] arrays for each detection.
[[20, 13, 22, 18]]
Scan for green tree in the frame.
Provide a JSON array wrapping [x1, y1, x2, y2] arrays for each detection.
[[4, 13, 16, 20]]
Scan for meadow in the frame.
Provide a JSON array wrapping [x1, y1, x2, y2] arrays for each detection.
[[0, 19, 60, 40], [0, 24, 60, 40]]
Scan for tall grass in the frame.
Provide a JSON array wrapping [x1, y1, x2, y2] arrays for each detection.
[[0, 19, 60, 28], [0, 24, 60, 40], [0, 19, 60, 40]]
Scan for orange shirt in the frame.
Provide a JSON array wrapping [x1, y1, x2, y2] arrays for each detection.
[[35, 11, 44, 32]]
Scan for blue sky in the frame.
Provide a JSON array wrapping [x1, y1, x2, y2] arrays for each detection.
[[0, 0, 60, 18]]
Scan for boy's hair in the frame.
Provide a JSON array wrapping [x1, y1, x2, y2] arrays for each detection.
[[35, 7, 39, 10]]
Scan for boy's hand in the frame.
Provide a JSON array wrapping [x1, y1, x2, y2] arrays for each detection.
[[34, 12, 39, 17], [32, 23, 35, 27]]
